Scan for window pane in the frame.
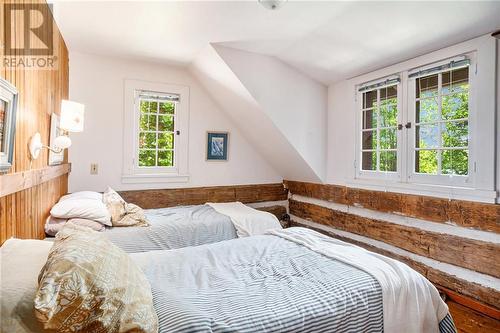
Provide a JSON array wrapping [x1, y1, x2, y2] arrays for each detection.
[[362, 109, 376, 129], [158, 133, 174, 149], [159, 102, 175, 115], [415, 150, 437, 174], [140, 114, 157, 131], [362, 151, 376, 171], [380, 151, 397, 172], [150, 101, 158, 113], [379, 103, 397, 127], [416, 74, 438, 99], [362, 130, 377, 150], [442, 93, 468, 120], [380, 128, 397, 149], [363, 90, 377, 109], [138, 150, 156, 167], [442, 121, 468, 147], [380, 85, 397, 103], [416, 124, 439, 149], [442, 149, 468, 175], [158, 115, 174, 132], [443, 67, 469, 95], [157, 150, 174, 167], [140, 101, 150, 114], [416, 98, 439, 123], [139, 132, 156, 149]]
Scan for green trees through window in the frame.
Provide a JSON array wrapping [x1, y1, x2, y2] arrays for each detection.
[[360, 65, 470, 179], [361, 85, 398, 172], [415, 67, 469, 175], [138, 99, 175, 167]]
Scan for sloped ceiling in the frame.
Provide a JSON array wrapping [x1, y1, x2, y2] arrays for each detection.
[[50, 1, 500, 182], [190, 45, 324, 182], [51, 1, 500, 84]]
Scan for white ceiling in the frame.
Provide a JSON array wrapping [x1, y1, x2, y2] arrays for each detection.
[[51, 1, 500, 84]]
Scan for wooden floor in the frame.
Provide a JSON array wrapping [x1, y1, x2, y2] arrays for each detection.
[[448, 301, 500, 333]]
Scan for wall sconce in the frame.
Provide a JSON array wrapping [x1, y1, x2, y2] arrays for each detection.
[[29, 100, 85, 160]]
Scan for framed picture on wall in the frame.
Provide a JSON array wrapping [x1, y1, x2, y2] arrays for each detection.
[[48, 113, 64, 165], [206, 132, 229, 161], [0, 78, 18, 172]]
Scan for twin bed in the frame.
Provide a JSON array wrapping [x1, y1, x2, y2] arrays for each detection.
[[1, 200, 457, 333]]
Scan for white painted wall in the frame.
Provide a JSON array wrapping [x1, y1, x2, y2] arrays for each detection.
[[190, 45, 322, 183], [68, 52, 282, 192], [327, 35, 499, 202], [213, 45, 328, 181]]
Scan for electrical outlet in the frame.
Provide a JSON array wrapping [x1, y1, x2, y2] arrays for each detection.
[[90, 163, 98, 175]]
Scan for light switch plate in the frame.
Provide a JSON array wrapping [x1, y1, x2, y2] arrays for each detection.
[[90, 163, 98, 175]]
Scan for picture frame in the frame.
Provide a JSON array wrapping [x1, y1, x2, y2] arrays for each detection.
[[206, 131, 229, 161], [48, 113, 64, 165], [0, 78, 18, 172]]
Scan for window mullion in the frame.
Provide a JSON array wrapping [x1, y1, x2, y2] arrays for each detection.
[[376, 89, 381, 171], [437, 73, 443, 175]]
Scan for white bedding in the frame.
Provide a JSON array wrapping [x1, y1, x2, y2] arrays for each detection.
[[207, 201, 282, 237], [0, 239, 53, 333], [269, 227, 449, 333]]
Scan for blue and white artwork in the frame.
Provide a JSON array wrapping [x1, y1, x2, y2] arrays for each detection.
[[207, 132, 228, 160]]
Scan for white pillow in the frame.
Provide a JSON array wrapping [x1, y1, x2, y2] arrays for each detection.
[[1, 239, 53, 333], [50, 198, 111, 226], [59, 191, 103, 202]]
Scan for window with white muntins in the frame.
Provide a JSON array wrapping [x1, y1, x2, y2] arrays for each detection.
[[356, 54, 475, 188]]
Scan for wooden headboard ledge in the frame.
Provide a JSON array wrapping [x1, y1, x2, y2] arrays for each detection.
[[0, 164, 71, 198]]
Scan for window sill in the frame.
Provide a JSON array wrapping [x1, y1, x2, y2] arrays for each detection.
[[121, 174, 189, 184], [347, 178, 497, 203]]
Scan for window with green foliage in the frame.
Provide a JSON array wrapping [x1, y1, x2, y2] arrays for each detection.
[[137, 92, 177, 168], [414, 66, 469, 175], [361, 84, 398, 172]]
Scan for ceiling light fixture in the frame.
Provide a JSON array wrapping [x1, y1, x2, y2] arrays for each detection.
[[258, 0, 287, 10]]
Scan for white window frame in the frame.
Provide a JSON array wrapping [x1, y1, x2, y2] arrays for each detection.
[[122, 79, 189, 184], [356, 78, 402, 182], [354, 55, 480, 189], [407, 54, 476, 187]]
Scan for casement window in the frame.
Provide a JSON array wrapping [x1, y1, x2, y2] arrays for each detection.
[[136, 91, 178, 168], [356, 55, 475, 188], [359, 79, 400, 178], [408, 59, 471, 186], [122, 80, 189, 184]]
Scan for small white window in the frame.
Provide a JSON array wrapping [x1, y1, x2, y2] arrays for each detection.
[[136, 91, 177, 168], [122, 80, 189, 184], [357, 78, 401, 179]]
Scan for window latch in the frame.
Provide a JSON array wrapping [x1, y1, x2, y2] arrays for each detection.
[[405, 122, 412, 129], [176, 130, 180, 135]]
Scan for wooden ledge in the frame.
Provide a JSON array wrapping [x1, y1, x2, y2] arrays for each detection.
[[0, 163, 71, 197]]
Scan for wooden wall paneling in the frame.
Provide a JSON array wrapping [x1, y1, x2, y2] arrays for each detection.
[[119, 183, 288, 209], [289, 199, 500, 278], [284, 180, 500, 233], [0, 0, 69, 244]]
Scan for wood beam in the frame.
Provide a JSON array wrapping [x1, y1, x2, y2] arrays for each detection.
[[284, 180, 500, 233], [289, 220, 500, 312], [289, 199, 500, 278], [119, 183, 288, 209]]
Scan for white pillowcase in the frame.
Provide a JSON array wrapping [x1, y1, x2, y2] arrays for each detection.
[[59, 191, 103, 202], [1, 239, 53, 333], [50, 198, 111, 226]]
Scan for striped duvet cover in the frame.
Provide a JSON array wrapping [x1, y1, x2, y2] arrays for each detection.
[[131, 228, 456, 333], [105, 204, 237, 252]]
